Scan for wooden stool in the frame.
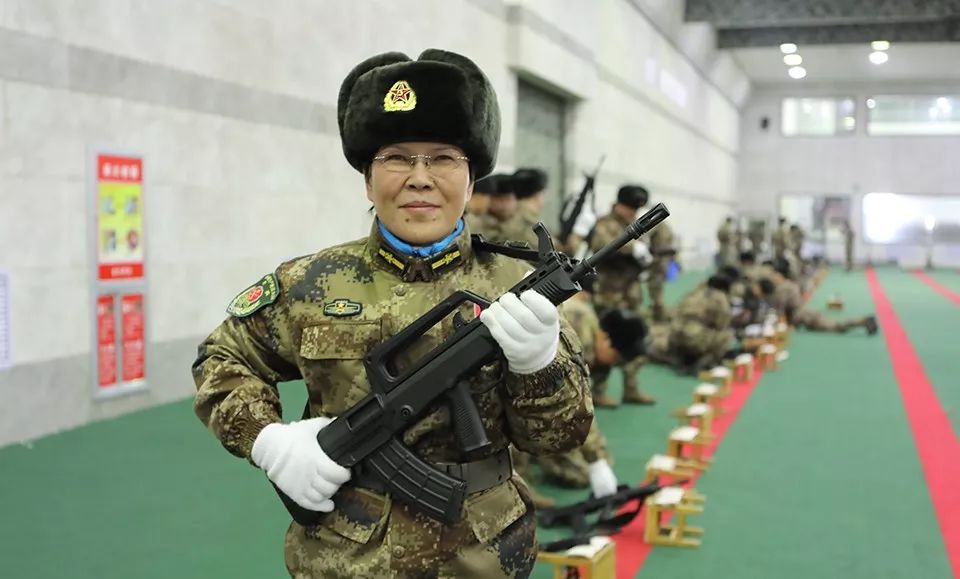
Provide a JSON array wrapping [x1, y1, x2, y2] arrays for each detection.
[[775, 322, 790, 348], [757, 343, 778, 370], [673, 403, 715, 439], [537, 536, 616, 579], [666, 426, 710, 470], [727, 353, 754, 383], [644, 454, 698, 484], [698, 366, 732, 397], [692, 383, 719, 406], [644, 486, 706, 548]]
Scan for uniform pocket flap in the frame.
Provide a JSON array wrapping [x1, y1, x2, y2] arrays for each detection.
[[306, 486, 388, 545], [300, 321, 381, 360], [464, 480, 527, 544]]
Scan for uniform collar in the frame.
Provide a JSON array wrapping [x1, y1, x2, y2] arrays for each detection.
[[367, 220, 474, 282], [610, 205, 633, 227]]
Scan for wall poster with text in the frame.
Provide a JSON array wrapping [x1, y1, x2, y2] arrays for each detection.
[[90, 151, 148, 398]]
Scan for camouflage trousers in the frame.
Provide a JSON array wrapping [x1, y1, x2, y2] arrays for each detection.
[[794, 309, 865, 333], [646, 261, 668, 322], [284, 484, 537, 578]]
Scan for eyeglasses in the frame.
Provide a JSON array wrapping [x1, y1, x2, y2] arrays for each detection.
[[372, 153, 469, 174]]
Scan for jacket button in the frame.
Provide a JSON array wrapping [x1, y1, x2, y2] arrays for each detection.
[[394, 285, 406, 297], [392, 545, 406, 558]]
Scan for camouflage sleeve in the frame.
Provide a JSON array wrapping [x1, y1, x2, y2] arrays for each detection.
[[579, 418, 610, 464], [192, 274, 300, 461], [503, 315, 593, 455], [588, 218, 632, 256]]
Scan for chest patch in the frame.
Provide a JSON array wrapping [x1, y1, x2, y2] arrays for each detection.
[[324, 298, 363, 317]]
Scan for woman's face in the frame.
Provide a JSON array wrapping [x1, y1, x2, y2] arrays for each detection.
[[366, 142, 473, 245]]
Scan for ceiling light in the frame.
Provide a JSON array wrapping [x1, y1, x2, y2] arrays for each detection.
[[869, 51, 889, 65], [780, 43, 798, 54], [788, 66, 807, 79], [871, 40, 891, 51], [866, 98, 876, 109], [783, 54, 803, 66]]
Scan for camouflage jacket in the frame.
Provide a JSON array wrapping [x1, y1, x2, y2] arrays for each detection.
[[772, 278, 803, 320], [559, 297, 610, 463], [674, 285, 732, 332], [496, 203, 541, 248], [193, 222, 592, 534], [589, 208, 644, 303]]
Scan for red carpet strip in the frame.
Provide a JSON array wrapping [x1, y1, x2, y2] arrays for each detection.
[[866, 268, 960, 577], [913, 270, 960, 307]]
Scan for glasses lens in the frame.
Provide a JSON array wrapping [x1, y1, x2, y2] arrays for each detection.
[[380, 154, 410, 172], [429, 155, 461, 174]]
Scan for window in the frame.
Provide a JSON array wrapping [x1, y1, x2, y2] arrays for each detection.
[[781, 97, 856, 136], [867, 95, 960, 135], [863, 193, 960, 243]]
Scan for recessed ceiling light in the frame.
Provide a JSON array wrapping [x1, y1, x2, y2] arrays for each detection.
[[780, 43, 798, 54], [871, 40, 891, 51], [869, 51, 889, 65], [783, 54, 803, 66], [788, 66, 807, 79], [866, 98, 876, 109]]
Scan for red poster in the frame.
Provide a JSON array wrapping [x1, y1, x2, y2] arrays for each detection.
[[96, 154, 144, 281], [96, 295, 117, 387], [121, 294, 145, 382]]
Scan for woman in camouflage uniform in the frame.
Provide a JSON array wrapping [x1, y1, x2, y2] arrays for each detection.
[[192, 50, 592, 578]]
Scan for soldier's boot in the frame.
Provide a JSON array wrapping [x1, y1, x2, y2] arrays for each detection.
[[864, 315, 878, 335], [622, 360, 656, 405], [538, 454, 590, 489], [592, 375, 620, 408]]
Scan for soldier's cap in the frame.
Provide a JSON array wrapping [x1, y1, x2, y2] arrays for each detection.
[[617, 185, 649, 209], [512, 168, 548, 199], [772, 258, 792, 279], [474, 173, 499, 195], [493, 173, 513, 196], [719, 265, 742, 281], [707, 274, 733, 293], [338, 49, 501, 178], [740, 250, 756, 263], [758, 277, 776, 296], [600, 308, 648, 360]]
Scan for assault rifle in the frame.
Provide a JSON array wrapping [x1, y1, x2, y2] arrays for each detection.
[[558, 155, 605, 245], [275, 204, 671, 526], [538, 481, 666, 552]]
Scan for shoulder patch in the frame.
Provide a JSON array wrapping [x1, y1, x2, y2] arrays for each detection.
[[226, 273, 279, 318], [324, 299, 362, 317]]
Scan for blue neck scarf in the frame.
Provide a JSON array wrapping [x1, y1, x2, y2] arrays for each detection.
[[377, 219, 464, 258]]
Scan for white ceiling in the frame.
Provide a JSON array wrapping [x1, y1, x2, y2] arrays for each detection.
[[731, 42, 960, 86]]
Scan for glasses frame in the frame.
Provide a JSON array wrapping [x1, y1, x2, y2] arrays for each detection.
[[372, 153, 470, 174]]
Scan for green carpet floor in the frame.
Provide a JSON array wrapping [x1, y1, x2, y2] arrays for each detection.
[[0, 270, 952, 578]]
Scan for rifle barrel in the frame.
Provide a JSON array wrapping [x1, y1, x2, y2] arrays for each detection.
[[574, 203, 669, 279]]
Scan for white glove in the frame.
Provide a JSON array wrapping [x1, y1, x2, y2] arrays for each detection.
[[588, 459, 618, 498], [572, 206, 597, 238], [480, 290, 560, 374], [631, 241, 651, 265], [251, 417, 352, 512]]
